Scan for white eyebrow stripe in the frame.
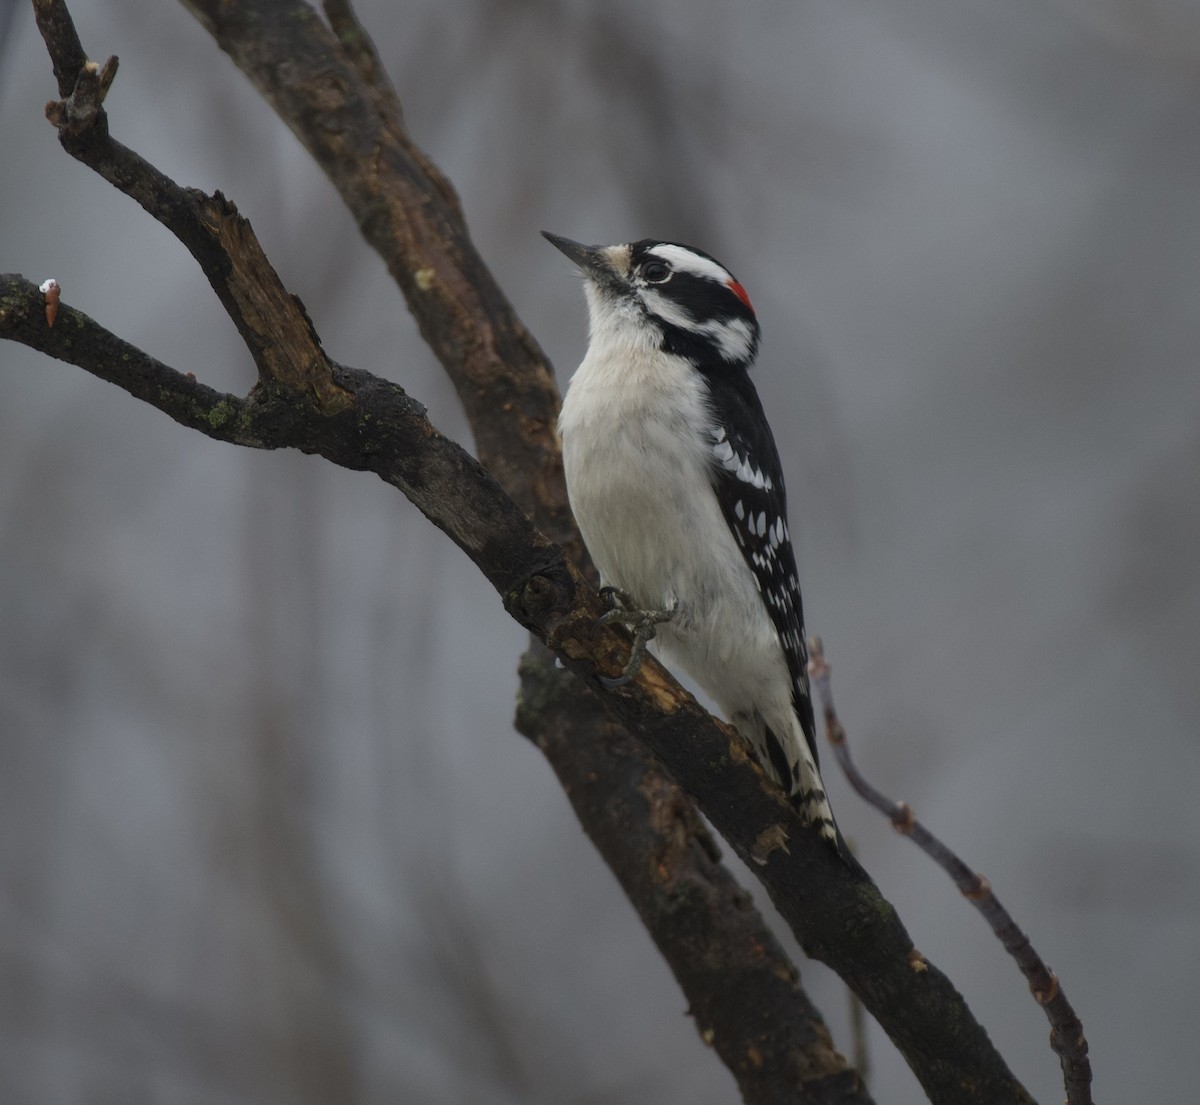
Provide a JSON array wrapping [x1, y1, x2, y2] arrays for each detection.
[[646, 243, 735, 285]]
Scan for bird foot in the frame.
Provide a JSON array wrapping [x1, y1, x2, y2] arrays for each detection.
[[594, 587, 678, 688]]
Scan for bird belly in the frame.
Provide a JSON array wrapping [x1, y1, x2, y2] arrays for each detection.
[[560, 384, 788, 720]]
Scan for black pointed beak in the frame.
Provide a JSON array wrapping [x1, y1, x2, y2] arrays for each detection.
[[541, 231, 621, 287]]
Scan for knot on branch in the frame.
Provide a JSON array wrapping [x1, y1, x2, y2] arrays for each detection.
[[45, 55, 118, 139], [503, 557, 575, 636], [1032, 971, 1060, 1005], [750, 822, 791, 866]]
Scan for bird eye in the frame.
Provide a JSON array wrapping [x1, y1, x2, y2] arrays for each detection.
[[641, 261, 671, 283]]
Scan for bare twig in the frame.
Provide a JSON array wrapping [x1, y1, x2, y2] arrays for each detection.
[[32, 0, 85, 97], [808, 637, 1094, 1105], [34, 0, 348, 411]]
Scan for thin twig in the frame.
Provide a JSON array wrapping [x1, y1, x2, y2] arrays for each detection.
[[34, 0, 348, 412], [808, 637, 1094, 1105]]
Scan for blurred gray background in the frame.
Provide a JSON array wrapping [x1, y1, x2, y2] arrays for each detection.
[[2, 1, 1199, 1101]]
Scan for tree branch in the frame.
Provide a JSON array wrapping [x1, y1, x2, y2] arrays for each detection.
[[9, 2, 1052, 1102], [516, 646, 869, 1105], [181, 0, 576, 551]]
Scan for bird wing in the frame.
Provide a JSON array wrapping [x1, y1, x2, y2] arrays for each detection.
[[705, 373, 817, 763]]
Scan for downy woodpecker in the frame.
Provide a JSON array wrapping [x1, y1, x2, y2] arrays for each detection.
[[545, 232, 836, 841]]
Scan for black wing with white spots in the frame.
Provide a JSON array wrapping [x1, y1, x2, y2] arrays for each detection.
[[704, 372, 818, 764]]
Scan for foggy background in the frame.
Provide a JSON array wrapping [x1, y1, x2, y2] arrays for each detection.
[[3, 0, 1199, 1101]]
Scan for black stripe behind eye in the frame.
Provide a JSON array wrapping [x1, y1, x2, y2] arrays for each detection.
[[658, 324, 738, 370], [661, 272, 754, 326]]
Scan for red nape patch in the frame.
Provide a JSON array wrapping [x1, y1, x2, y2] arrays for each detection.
[[726, 279, 755, 314]]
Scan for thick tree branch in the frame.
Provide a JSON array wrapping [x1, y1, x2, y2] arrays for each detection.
[[11, 3, 1050, 1102], [516, 647, 869, 1105], [181, 0, 574, 552], [0, 272, 555, 600]]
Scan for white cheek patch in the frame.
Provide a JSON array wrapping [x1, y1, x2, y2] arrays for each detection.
[[708, 316, 754, 362], [641, 290, 756, 364]]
